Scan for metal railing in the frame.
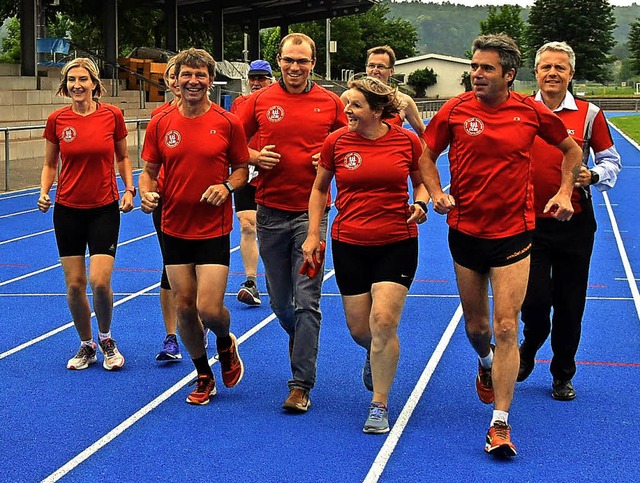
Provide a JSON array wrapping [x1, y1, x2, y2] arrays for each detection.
[[1, 118, 150, 192]]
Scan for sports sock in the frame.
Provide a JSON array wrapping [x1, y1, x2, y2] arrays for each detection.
[[491, 410, 509, 426], [192, 355, 214, 377], [479, 346, 494, 369], [81, 339, 94, 348], [98, 331, 111, 342], [246, 275, 257, 285], [216, 334, 232, 351]]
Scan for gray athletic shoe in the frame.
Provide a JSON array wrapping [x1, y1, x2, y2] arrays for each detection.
[[237, 280, 261, 306], [363, 402, 390, 434]]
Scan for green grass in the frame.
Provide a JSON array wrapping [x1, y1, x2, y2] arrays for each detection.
[[609, 115, 640, 143]]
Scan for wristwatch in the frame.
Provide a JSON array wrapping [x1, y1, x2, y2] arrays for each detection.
[[223, 180, 234, 193], [589, 170, 600, 185], [414, 200, 428, 213], [125, 186, 136, 196]]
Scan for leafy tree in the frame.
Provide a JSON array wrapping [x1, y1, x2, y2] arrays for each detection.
[[407, 66, 437, 97], [479, 6, 526, 49], [526, 0, 616, 83], [261, 27, 281, 70], [628, 18, 640, 74], [291, 2, 418, 79], [0, 16, 20, 63]]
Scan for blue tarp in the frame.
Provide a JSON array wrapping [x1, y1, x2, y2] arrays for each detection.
[[36, 38, 70, 54]]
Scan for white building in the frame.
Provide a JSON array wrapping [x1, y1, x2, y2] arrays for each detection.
[[393, 53, 471, 99]]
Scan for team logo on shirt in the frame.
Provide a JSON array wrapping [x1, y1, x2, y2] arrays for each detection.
[[62, 126, 77, 143], [266, 105, 285, 122], [463, 117, 484, 136], [164, 130, 181, 148], [344, 152, 362, 170]]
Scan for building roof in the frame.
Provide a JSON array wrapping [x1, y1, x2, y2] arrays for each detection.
[[395, 53, 471, 66]]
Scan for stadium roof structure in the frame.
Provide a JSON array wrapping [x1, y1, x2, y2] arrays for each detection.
[[19, 0, 377, 76], [152, 0, 377, 28]]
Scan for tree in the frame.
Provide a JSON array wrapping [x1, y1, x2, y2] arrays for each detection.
[[628, 18, 640, 75], [291, 2, 418, 79], [407, 67, 437, 97], [526, 0, 616, 83], [0, 16, 20, 63], [479, 5, 526, 49]]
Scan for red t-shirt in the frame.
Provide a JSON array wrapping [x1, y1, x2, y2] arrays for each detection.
[[387, 113, 404, 127], [151, 101, 176, 118], [531, 99, 614, 217], [320, 124, 422, 245], [423, 91, 568, 238], [43, 103, 128, 209], [236, 81, 347, 211], [142, 104, 250, 239]]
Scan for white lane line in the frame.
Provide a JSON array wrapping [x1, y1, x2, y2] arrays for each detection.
[[0, 187, 42, 200], [41, 269, 336, 482], [603, 191, 640, 321], [0, 228, 54, 245], [608, 121, 640, 149], [0, 241, 242, 360], [364, 304, 463, 483], [0, 282, 160, 361], [0, 232, 156, 287], [0, 208, 41, 218]]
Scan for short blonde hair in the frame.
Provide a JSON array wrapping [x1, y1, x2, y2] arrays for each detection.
[[57, 57, 105, 98]]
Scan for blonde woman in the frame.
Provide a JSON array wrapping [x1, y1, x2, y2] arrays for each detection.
[[303, 76, 428, 433], [38, 57, 135, 371]]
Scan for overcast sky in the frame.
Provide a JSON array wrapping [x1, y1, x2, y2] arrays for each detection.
[[392, 1, 639, 6]]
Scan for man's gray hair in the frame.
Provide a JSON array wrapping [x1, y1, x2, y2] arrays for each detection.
[[535, 41, 576, 73]]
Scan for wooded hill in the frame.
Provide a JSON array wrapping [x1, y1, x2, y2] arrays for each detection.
[[387, 0, 640, 59]]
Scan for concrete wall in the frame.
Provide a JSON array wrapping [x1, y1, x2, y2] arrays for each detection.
[[0, 69, 163, 191]]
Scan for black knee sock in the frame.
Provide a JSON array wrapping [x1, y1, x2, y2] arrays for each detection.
[[192, 355, 213, 377], [216, 335, 232, 351]]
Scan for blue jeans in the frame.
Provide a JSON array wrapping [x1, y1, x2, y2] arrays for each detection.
[[256, 205, 328, 391]]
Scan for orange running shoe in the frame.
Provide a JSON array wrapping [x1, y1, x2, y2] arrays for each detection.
[[186, 374, 217, 405], [476, 343, 495, 404], [485, 421, 517, 457], [218, 333, 244, 388]]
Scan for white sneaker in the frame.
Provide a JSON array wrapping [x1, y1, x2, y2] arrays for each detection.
[[98, 337, 125, 370], [67, 342, 97, 370]]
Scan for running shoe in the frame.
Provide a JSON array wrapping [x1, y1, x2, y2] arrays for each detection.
[[237, 280, 261, 306], [363, 402, 390, 434], [362, 352, 373, 391], [156, 334, 182, 362], [218, 333, 244, 388], [485, 421, 517, 457], [476, 343, 495, 404], [98, 337, 125, 371], [186, 374, 217, 405], [67, 342, 97, 370]]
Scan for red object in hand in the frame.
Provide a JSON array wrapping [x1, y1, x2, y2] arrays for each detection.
[[300, 241, 326, 278]]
